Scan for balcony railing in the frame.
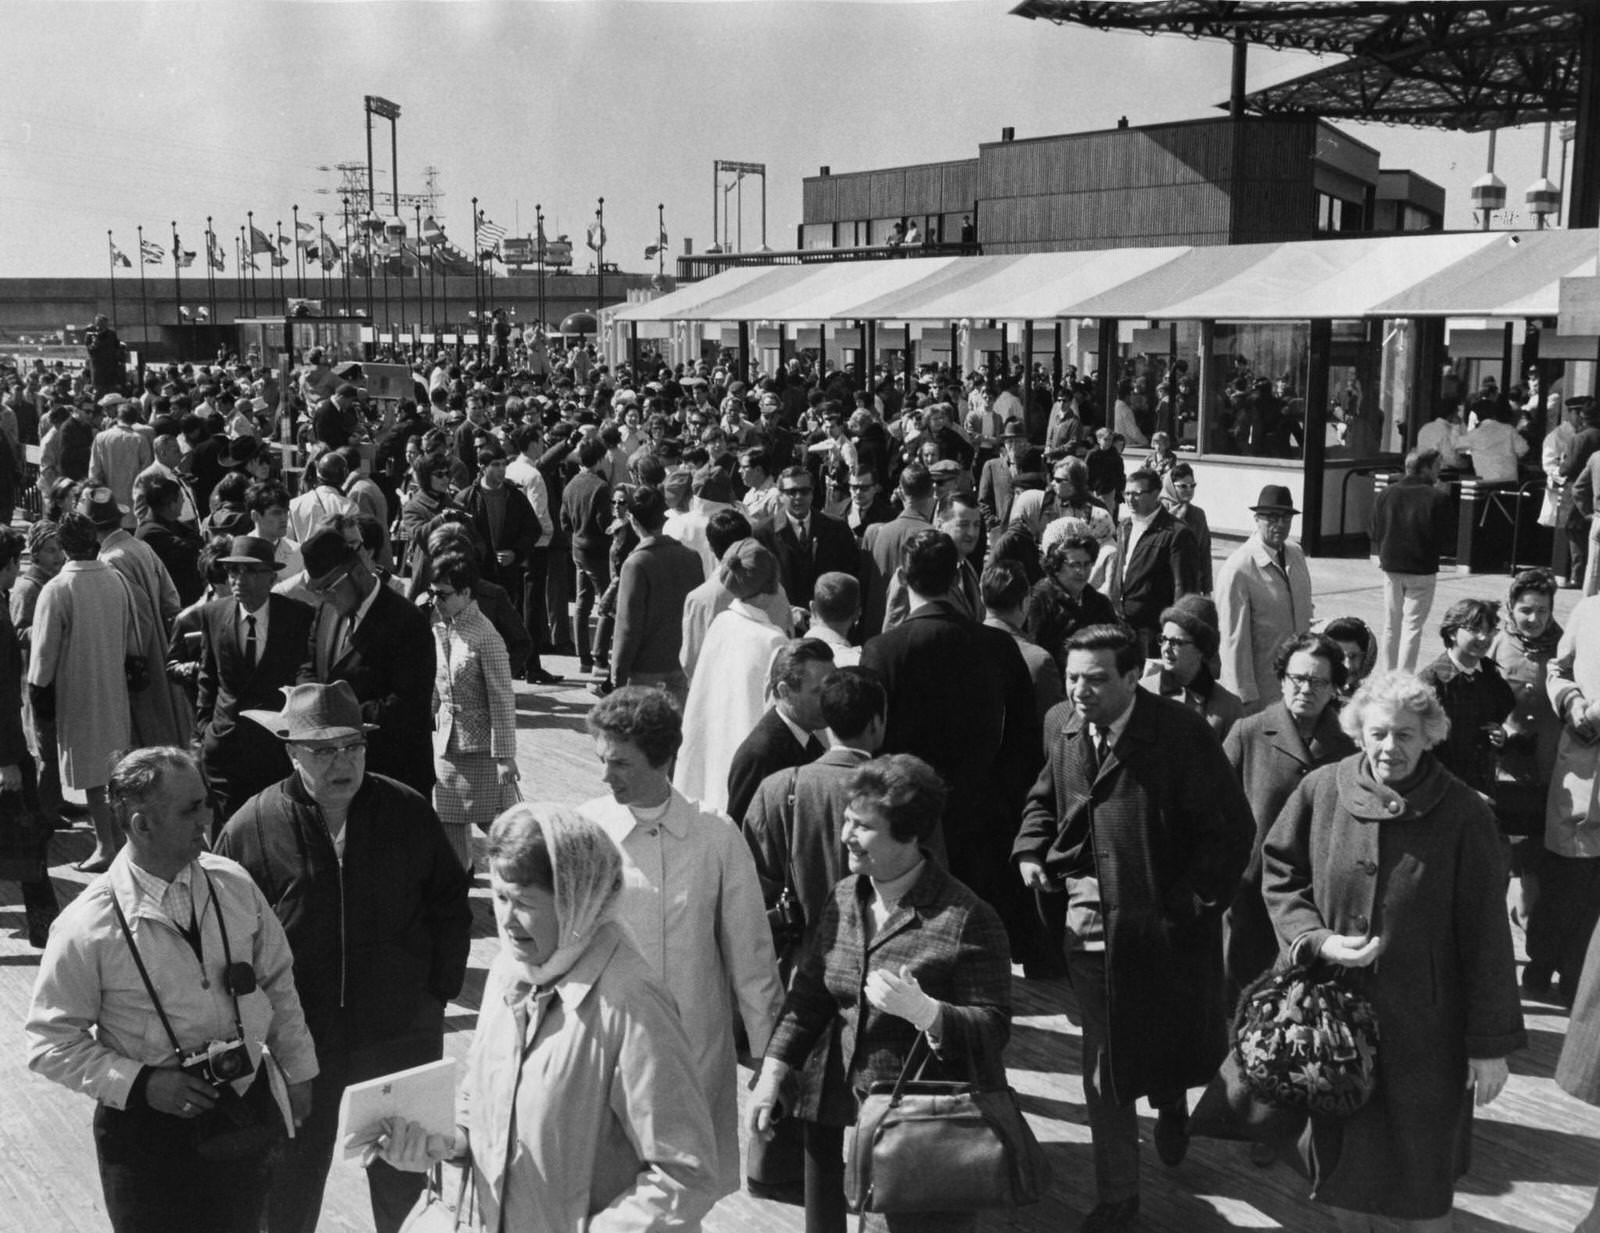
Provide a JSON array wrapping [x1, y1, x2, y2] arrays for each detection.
[[675, 240, 979, 282]]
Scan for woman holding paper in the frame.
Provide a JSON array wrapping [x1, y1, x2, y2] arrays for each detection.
[[377, 804, 720, 1231]]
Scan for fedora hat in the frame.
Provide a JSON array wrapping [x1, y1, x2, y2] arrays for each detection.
[[217, 535, 285, 571], [243, 681, 377, 742], [1250, 485, 1299, 516], [77, 486, 128, 528]]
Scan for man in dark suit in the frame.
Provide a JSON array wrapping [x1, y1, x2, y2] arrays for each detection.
[[560, 436, 613, 675], [842, 466, 894, 543], [725, 638, 834, 826], [1015, 624, 1252, 1233], [299, 528, 436, 795], [610, 485, 704, 702], [458, 441, 541, 603], [859, 462, 937, 638], [862, 529, 1042, 955], [1114, 467, 1200, 654], [758, 465, 860, 611], [976, 419, 1029, 533], [195, 535, 318, 826]]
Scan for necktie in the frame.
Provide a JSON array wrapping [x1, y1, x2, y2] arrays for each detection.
[[244, 614, 258, 668], [804, 734, 827, 761], [1095, 727, 1111, 770]]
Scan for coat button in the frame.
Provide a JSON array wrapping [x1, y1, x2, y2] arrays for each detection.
[[1387, 800, 1402, 814], [1352, 914, 1369, 932]]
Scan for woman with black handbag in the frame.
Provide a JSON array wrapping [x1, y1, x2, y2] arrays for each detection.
[[1262, 670, 1526, 1232], [747, 754, 1017, 1233]]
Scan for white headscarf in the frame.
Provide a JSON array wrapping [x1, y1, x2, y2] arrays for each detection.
[[494, 804, 623, 989]]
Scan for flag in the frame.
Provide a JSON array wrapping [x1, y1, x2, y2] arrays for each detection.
[[297, 221, 314, 235], [249, 226, 275, 254], [476, 212, 506, 244], [141, 239, 166, 264], [276, 228, 292, 250], [206, 231, 226, 271], [645, 227, 669, 259], [586, 220, 606, 252], [109, 238, 132, 268], [320, 238, 341, 270], [422, 215, 447, 246], [176, 247, 196, 268]]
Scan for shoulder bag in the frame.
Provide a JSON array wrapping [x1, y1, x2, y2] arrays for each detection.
[[845, 1033, 1051, 1215]]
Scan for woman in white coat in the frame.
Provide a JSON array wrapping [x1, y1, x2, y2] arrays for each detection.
[[582, 686, 784, 1197], [673, 538, 786, 813]]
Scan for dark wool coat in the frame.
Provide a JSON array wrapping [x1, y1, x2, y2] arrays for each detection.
[[1222, 699, 1357, 988], [1263, 754, 1526, 1220], [1014, 689, 1254, 1104], [766, 860, 1012, 1126], [1114, 506, 1200, 635], [214, 771, 472, 1075], [1417, 653, 1516, 798]]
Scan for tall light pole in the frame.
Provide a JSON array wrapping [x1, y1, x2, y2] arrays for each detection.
[[595, 197, 605, 320]]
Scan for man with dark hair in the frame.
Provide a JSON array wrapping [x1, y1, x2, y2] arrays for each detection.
[[842, 466, 893, 543], [739, 446, 780, 532], [1369, 446, 1450, 671], [725, 638, 835, 826], [1113, 467, 1200, 655], [28, 746, 318, 1233], [313, 383, 363, 451], [982, 558, 1064, 721], [860, 462, 938, 638], [862, 529, 1041, 949], [758, 464, 859, 611], [1015, 624, 1252, 1233], [460, 442, 541, 602], [298, 528, 436, 795], [216, 684, 469, 1233], [611, 484, 704, 702], [561, 436, 613, 676]]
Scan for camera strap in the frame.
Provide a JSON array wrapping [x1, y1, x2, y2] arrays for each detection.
[[110, 867, 246, 1062]]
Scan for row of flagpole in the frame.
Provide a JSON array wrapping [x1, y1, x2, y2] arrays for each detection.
[[102, 195, 661, 344]]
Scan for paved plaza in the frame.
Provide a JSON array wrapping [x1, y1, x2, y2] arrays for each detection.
[[3, 543, 1599, 1233]]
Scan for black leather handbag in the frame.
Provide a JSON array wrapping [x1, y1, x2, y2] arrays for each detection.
[[845, 1035, 1051, 1214]]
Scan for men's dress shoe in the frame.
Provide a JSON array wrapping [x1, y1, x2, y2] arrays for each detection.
[[524, 669, 564, 686], [1154, 1105, 1190, 1166], [1081, 1195, 1140, 1232]]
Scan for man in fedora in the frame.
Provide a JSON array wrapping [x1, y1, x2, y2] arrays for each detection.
[[1213, 484, 1314, 714], [977, 419, 1031, 534], [194, 536, 317, 825], [214, 681, 470, 1233], [298, 528, 435, 796]]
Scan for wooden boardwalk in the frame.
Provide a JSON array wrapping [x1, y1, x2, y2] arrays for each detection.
[[4, 553, 1599, 1232]]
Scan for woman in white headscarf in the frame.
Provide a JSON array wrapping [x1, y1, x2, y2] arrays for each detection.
[[376, 804, 721, 1232]]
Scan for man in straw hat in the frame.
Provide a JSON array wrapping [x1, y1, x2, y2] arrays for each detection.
[[1214, 484, 1314, 715], [215, 681, 470, 1233], [194, 535, 316, 824]]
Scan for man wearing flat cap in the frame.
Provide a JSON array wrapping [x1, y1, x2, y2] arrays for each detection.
[[1213, 484, 1313, 714], [298, 527, 436, 795], [194, 536, 316, 824], [215, 682, 470, 1233]]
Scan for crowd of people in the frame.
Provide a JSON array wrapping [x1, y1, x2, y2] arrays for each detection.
[[5, 333, 1600, 1233]]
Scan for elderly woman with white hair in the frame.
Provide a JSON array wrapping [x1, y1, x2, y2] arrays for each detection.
[[375, 803, 721, 1231], [1262, 670, 1525, 1233]]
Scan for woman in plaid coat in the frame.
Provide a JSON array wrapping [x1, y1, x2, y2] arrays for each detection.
[[749, 754, 1013, 1233], [428, 547, 518, 868]]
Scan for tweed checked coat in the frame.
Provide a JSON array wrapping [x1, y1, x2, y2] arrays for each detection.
[[430, 600, 516, 760], [766, 859, 1012, 1126], [1014, 689, 1253, 1104]]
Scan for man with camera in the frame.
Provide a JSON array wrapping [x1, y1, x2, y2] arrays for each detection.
[[26, 746, 318, 1233], [215, 680, 471, 1233]]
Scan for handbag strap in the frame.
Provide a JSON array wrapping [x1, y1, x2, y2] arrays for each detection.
[[780, 766, 800, 905]]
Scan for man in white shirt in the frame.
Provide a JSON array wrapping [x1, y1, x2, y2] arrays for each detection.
[[27, 747, 317, 1233], [739, 446, 782, 533], [287, 453, 357, 543], [1416, 404, 1467, 471]]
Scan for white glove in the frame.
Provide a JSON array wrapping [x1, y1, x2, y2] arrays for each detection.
[[864, 965, 939, 1032]]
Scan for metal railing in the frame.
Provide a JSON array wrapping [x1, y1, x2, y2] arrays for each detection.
[[675, 240, 979, 282]]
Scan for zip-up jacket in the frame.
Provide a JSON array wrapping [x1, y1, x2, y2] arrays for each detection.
[[214, 771, 471, 1068]]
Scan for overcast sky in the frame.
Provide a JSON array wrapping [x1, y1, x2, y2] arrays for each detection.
[[1, 0, 1566, 281]]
